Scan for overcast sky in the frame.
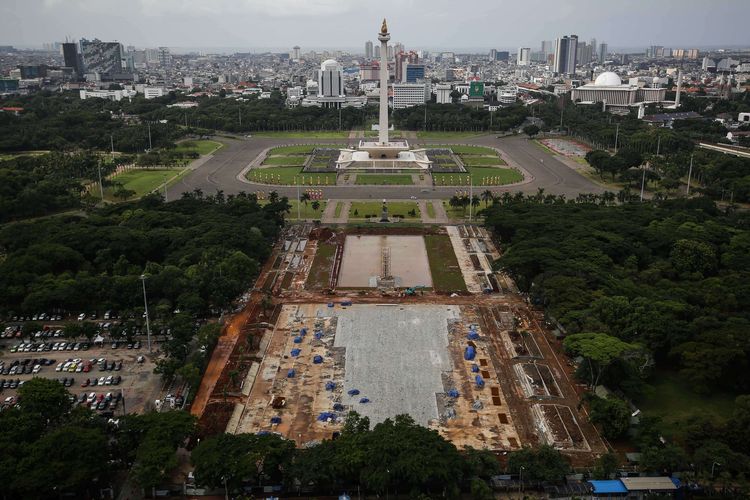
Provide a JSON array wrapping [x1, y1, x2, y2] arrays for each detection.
[[2, 0, 748, 52]]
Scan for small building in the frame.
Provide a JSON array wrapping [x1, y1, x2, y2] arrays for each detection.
[[588, 477, 680, 500]]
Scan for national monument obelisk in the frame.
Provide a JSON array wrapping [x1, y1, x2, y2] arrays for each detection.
[[377, 18, 390, 144]]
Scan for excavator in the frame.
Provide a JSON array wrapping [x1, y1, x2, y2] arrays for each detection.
[[404, 285, 426, 296]]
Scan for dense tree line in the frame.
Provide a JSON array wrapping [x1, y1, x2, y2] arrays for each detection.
[[392, 102, 529, 132], [0, 378, 195, 499], [0, 92, 182, 153], [0, 191, 290, 317], [484, 196, 750, 481]]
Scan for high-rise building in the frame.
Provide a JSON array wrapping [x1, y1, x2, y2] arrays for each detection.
[[576, 41, 593, 65], [395, 51, 418, 83], [517, 47, 531, 66], [404, 63, 425, 83], [496, 51, 509, 62], [489, 49, 497, 61], [394, 42, 404, 57], [553, 35, 578, 75], [589, 38, 597, 58], [702, 57, 716, 71], [374, 45, 380, 58], [62, 42, 83, 76], [687, 49, 699, 59], [598, 42, 608, 64], [317, 58, 345, 108], [292, 45, 301, 60], [541, 40, 554, 57], [79, 39, 123, 76], [391, 82, 429, 109], [365, 41, 373, 59], [435, 84, 452, 104], [158, 47, 172, 68]]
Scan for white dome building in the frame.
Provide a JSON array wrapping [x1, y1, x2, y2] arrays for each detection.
[[594, 71, 622, 86], [571, 70, 666, 111]]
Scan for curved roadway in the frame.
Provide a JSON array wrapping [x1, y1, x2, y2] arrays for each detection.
[[168, 135, 605, 201]]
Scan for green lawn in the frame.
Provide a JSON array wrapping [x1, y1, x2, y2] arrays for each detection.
[[306, 242, 336, 289], [333, 202, 343, 218], [0, 150, 50, 161], [247, 167, 337, 185], [355, 174, 414, 185], [442, 201, 468, 219], [286, 200, 327, 220], [426, 201, 436, 219], [532, 140, 557, 156], [106, 167, 186, 200], [252, 131, 350, 138], [433, 145, 498, 155], [433, 166, 523, 186], [174, 139, 223, 156], [461, 155, 507, 166], [417, 131, 486, 139], [424, 234, 467, 292], [262, 156, 307, 166], [267, 144, 346, 155], [349, 201, 420, 219], [638, 369, 737, 438]]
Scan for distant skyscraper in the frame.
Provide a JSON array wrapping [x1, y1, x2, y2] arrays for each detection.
[[374, 45, 381, 58], [79, 39, 123, 76], [496, 51, 509, 62], [158, 47, 172, 68], [489, 48, 497, 61], [403, 63, 425, 83], [62, 42, 83, 76], [553, 35, 578, 75], [590, 38, 597, 58], [577, 41, 593, 65], [517, 47, 531, 66], [292, 45, 301, 60], [365, 41, 373, 59], [317, 59, 345, 108], [541, 40, 554, 57], [599, 42, 608, 64]]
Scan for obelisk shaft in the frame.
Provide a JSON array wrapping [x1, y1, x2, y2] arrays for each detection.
[[378, 21, 390, 145]]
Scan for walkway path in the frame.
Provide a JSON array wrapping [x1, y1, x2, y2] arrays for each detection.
[[321, 200, 350, 224]]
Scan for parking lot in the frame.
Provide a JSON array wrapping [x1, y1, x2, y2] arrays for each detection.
[[1, 324, 165, 416]]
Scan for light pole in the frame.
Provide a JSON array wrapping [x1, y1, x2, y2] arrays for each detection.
[[163, 174, 168, 202], [147, 122, 152, 151], [97, 160, 105, 201], [686, 153, 694, 196], [640, 165, 646, 202], [140, 274, 152, 353], [519, 465, 525, 493], [296, 177, 301, 220], [614, 123, 620, 153], [711, 461, 721, 478]]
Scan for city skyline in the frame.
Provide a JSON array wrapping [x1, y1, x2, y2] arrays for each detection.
[[2, 0, 749, 51]]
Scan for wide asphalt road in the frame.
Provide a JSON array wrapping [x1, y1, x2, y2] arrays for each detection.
[[168, 134, 605, 201]]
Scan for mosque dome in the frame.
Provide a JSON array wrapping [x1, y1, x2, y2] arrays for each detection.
[[594, 72, 622, 86]]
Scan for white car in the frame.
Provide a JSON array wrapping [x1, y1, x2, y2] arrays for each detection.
[[32, 364, 41, 374], [87, 392, 96, 403], [78, 313, 86, 321], [98, 377, 106, 385], [55, 362, 63, 372]]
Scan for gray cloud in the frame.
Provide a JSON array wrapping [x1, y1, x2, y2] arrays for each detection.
[[2, 0, 748, 51]]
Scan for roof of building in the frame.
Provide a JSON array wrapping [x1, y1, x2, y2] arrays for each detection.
[[321, 59, 340, 70], [619, 477, 679, 491], [589, 480, 628, 494], [643, 111, 702, 123], [594, 71, 623, 86]]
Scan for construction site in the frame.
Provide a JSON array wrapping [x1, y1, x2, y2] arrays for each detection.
[[190, 223, 607, 463]]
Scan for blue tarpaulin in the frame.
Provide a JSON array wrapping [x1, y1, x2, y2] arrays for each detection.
[[467, 331, 480, 340], [471, 364, 479, 373], [325, 381, 336, 391], [313, 355, 324, 364], [347, 389, 360, 396], [257, 430, 270, 435], [287, 369, 296, 378], [314, 331, 323, 339], [327, 302, 334, 308], [300, 327, 307, 336], [270, 416, 282, 424], [359, 398, 370, 404], [333, 403, 344, 411], [317, 412, 337, 422], [448, 389, 460, 398], [290, 348, 301, 357], [475, 375, 485, 388], [588, 480, 628, 494], [464, 346, 476, 360], [293, 336, 303, 344]]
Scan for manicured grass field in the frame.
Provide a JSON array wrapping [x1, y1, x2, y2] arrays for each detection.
[[426, 201, 436, 219], [334, 202, 343, 218], [424, 234, 467, 292], [433, 145, 498, 155], [174, 139, 223, 155], [286, 200, 327, 220], [442, 201, 469, 219], [349, 201, 420, 219], [417, 131, 486, 139], [247, 167, 337, 185], [461, 156, 507, 166], [433, 166, 523, 186], [106, 167, 186, 200], [355, 174, 414, 185], [638, 369, 736, 438], [306, 242, 336, 289], [252, 131, 350, 138], [262, 156, 307, 166]]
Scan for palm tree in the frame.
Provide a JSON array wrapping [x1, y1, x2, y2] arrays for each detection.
[[269, 191, 279, 203], [481, 189, 493, 208], [301, 192, 311, 218], [311, 200, 320, 215]]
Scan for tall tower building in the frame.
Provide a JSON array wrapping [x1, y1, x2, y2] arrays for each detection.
[[517, 47, 531, 66], [317, 59, 345, 108], [365, 41, 373, 59], [554, 35, 578, 75], [62, 42, 83, 77], [79, 38, 124, 76], [598, 42, 608, 64], [378, 19, 391, 144], [541, 40, 554, 57], [292, 45, 301, 60], [374, 45, 381, 58]]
